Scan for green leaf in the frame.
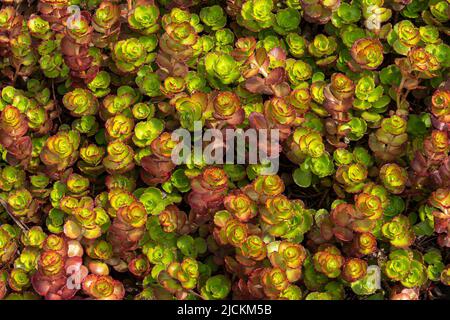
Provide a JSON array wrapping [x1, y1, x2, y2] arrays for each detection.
[[393, 40, 410, 55], [407, 114, 428, 137], [293, 167, 312, 188], [371, 95, 391, 110], [384, 196, 405, 217], [337, 3, 361, 23]]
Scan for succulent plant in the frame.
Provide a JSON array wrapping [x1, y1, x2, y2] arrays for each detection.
[[382, 215, 416, 248], [0, 0, 446, 302], [313, 245, 345, 278]]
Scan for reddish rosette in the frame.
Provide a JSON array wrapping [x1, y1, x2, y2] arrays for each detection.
[[187, 167, 228, 224]]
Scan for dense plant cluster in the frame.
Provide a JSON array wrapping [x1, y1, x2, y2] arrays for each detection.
[[0, 0, 449, 300]]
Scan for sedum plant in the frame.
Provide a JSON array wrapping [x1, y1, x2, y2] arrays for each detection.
[[0, 0, 447, 302]]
